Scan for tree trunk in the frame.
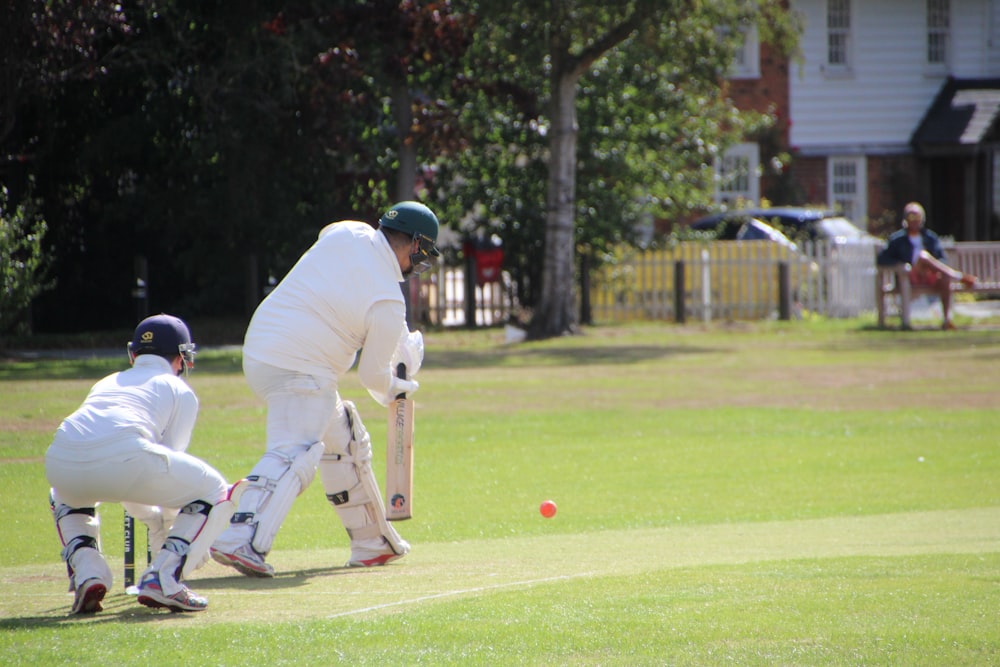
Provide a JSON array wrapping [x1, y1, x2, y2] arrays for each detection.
[[392, 78, 417, 202], [529, 66, 580, 339], [391, 79, 421, 329]]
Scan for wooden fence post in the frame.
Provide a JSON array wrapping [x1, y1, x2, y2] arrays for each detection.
[[464, 252, 477, 328], [674, 260, 686, 324], [778, 262, 791, 321]]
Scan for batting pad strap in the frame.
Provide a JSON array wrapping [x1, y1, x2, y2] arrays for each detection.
[[53, 504, 100, 552], [60, 535, 98, 563]]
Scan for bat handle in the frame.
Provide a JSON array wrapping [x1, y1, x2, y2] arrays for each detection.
[[396, 362, 407, 398]]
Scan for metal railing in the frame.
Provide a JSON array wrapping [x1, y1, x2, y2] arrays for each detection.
[[418, 266, 514, 327]]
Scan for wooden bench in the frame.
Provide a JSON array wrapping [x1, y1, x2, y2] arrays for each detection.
[[876, 241, 1000, 328]]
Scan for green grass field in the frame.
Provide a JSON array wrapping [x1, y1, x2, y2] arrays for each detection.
[[1, 319, 998, 665]]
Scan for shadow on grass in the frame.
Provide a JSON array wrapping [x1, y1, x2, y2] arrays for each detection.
[[0, 596, 209, 627], [192, 562, 410, 592], [0, 343, 721, 380], [0, 564, 381, 629], [0, 348, 246, 381], [428, 343, 721, 370], [854, 324, 1000, 352]]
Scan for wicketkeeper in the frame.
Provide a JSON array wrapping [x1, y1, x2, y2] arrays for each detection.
[[210, 201, 439, 577], [45, 314, 245, 613]]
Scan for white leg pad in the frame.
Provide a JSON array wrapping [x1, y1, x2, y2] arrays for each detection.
[[180, 479, 249, 578], [53, 503, 112, 591], [216, 442, 324, 555], [319, 401, 409, 556], [121, 502, 178, 559], [69, 547, 114, 592]]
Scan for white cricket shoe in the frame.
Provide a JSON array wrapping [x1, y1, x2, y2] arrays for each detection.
[[136, 571, 208, 612], [210, 544, 275, 578], [71, 577, 107, 614], [346, 538, 408, 567]]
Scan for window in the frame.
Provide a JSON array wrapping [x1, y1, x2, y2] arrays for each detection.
[[731, 23, 760, 79], [715, 143, 760, 206], [826, 0, 852, 70], [828, 156, 867, 226], [927, 0, 950, 69]]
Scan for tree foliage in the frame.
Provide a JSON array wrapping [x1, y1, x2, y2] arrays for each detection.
[[1, 1, 473, 332], [436, 0, 799, 338], [1, 0, 798, 338], [0, 185, 51, 335]]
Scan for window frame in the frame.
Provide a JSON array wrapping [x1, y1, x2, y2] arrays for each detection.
[[715, 143, 761, 207], [827, 155, 867, 227], [730, 22, 760, 79], [824, 0, 854, 77], [926, 0, 951, 74]]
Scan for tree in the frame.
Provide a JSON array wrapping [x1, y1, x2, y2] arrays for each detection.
[[3, 1, 799, 337], [2, 1, 473, 332], [0, 185, 51, 335], [451, 0, 799, 339]]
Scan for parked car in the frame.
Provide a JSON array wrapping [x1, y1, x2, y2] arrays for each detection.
[[733, 217, 800, 251], [690, 206, 880, 317], [691, 206, 880, 246]]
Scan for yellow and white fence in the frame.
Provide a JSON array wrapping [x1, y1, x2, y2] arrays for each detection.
[[417, 239, 882, 327], [588, 239, 879, 323]]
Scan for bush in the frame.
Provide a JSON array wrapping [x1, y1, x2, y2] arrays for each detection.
[[0, 185, 52, 335]]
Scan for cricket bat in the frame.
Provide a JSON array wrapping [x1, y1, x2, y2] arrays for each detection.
[[386, 362, 414, 520]]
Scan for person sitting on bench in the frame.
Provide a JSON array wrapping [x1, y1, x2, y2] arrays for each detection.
[[877, 202, 977, 330]]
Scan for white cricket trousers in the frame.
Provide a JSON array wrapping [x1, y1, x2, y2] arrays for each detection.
[[46, 433, 228, 509], [242, 357, 352, 455]]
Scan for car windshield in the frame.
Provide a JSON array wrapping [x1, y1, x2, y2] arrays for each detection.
[[736, 219, 799, 251], [816, 217, 865, 239]]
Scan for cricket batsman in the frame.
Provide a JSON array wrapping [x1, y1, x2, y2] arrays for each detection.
[[210, 201, 439, 576]]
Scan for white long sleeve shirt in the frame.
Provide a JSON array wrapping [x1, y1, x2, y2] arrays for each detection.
[[51, 354, 198, 454], [242, 221, 409, 404]]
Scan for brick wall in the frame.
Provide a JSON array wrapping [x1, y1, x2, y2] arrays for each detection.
[[727, 42, 789, 123], [784, 154, 920, 233], [787, 156, 826, 205], [866, 155, 920, 235]]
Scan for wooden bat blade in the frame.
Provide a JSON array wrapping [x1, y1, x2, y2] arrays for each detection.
[[386, 362, 414, 520]]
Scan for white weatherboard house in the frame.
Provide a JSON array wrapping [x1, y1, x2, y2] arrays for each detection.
[[787, 0, 1000, 240], [717, 0, 1000, 241]]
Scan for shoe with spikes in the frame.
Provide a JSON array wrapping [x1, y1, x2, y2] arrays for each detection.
[[71, 578, 107, 614], [136, 571, 208, 612], [346, 539, 407, 567], [210, 544, 275, 578], [346, 552, 404, 567]]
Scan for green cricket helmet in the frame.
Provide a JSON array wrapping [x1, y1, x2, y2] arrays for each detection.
[[379, 201, 441, 275]]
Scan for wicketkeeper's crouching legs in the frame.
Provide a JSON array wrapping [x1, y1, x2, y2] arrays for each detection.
[[319, 400, 410, 566], [50, 496, 114, 614], [120, 502, 178, 560], [49, 479, 245, 614], [135, 479, 248, 612]]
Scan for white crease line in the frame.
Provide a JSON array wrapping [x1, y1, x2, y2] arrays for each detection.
[[325, 571, 596, 619]]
